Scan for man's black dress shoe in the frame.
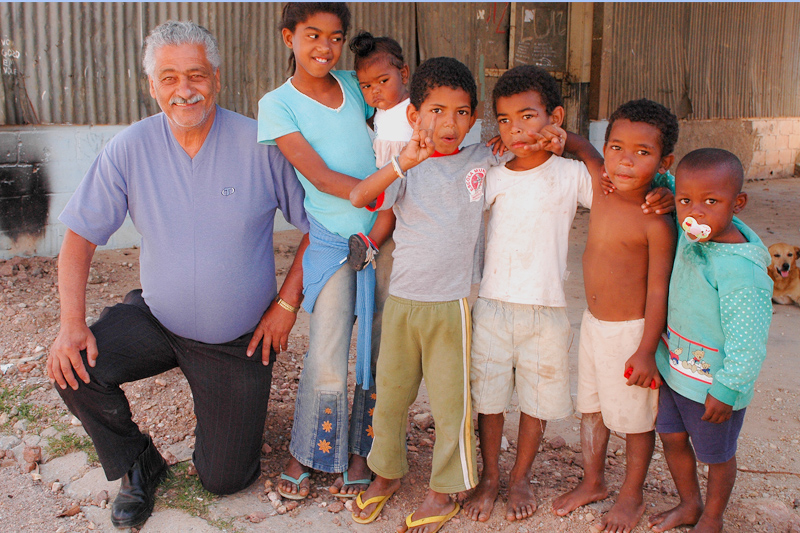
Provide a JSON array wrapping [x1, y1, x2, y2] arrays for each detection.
[[110, 438, 170, 529]]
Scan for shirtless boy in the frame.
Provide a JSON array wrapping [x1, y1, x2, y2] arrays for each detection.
[[553, 99, 679, 533]]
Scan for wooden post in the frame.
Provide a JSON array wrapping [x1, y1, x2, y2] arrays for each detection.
[[589, 2, 613, 120]]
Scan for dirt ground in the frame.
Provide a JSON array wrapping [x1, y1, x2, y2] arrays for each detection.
[[1, 176, 799, 533]]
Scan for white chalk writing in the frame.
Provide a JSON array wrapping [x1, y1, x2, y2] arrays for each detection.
[[2, 37, 20, 75]]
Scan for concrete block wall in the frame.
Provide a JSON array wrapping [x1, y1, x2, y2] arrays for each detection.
[[749, 118, 800, 179], [590, 118, 800, 180], [0, 125, 295, 260]]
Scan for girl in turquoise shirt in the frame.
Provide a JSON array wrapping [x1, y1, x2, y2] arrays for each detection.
[[257, 2, 379, 502]]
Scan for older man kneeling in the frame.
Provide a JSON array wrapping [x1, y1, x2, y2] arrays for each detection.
[[47, 21, 309, 529]]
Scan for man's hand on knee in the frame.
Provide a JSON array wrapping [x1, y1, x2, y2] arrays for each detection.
[[48, 319, 98, 390], [247, 300, 296, 365]]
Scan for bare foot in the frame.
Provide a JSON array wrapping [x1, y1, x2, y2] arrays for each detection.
[[353, 475, 401, 521], [692, 514, 724, 533], [593, 492, 644, 533], [277, 456, 310, 499], [647, 501, 703, 532], [398, 490, 459, 533], [463, 475, 499, 522], [329, 454, 372, 497], [506, 474, 537, 521], [453, 490, 471, 503], [552, 480, 608, 517]]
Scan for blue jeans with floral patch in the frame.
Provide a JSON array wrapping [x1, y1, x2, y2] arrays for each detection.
[[288, 263, 380, 473]]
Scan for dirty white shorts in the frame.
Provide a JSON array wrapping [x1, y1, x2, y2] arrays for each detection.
[[576, 309, 658, 434], [470, 298, 573, 419]]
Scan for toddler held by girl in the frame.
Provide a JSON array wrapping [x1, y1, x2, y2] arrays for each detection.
[[346, 31, 411, 271]]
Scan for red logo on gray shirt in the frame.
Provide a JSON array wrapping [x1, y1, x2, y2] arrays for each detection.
[[465, 168, 486, 202]]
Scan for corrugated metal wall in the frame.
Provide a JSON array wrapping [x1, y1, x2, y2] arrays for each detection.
[[417, 2, 513, 122], [605, 2, 800, 120], [0, 3, 145, 125], [0, 2, 417, 125], [417, 3, 486, 79], [349, 3, 417, 70], [4, 3, 799, 126]]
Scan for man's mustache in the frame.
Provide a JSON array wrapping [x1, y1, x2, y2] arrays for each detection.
[[169, 94, 205, 105]]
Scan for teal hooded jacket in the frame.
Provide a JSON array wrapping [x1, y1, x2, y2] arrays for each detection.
[[656, 216, 773, 410]]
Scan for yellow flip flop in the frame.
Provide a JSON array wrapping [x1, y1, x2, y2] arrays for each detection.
[[351, 490, 395, 524], [404, 502, 461, 533]]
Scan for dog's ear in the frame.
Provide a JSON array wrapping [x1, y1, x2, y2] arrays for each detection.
[[794, 245, 800, 257], [767, 263, 777, 276]]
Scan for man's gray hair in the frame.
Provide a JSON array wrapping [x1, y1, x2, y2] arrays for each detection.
[[142, 20, 221, 77]]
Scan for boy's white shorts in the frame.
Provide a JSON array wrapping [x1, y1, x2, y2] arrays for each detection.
[[470, 297, 573, 419], [576, 309, 658, 434]]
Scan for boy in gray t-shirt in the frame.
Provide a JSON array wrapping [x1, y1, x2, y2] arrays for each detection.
[[347, 57, 509, 532]]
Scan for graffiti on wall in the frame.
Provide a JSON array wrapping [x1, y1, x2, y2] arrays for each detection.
[[0, 135, 50, 243], [1, 36, 38, 125]]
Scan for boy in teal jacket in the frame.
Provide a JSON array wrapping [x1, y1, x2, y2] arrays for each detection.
[[649, 148, 773, 533]]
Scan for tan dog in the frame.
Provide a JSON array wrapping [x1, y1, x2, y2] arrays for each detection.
[[767, 242, 800, 305]]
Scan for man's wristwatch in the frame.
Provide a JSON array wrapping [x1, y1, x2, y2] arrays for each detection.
[[275, 296, 300, 314]]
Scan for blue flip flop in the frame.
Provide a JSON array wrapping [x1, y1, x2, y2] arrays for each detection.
[[278, 471, 311, 500], [334, 471, 372, 499]]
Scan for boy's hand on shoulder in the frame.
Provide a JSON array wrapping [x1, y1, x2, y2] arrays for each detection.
[[702, 394, 733, 424], [486, 135, 508, 156], [643, 187, 675, 214], [600, 169, 616, 195], [624, 350, 662, 389], [603, 179, 675, 213], [538, 125, 567, 156], [398, 116, 436, 171]]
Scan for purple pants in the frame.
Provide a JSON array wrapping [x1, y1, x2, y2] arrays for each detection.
[[656, 381, 745, 464]]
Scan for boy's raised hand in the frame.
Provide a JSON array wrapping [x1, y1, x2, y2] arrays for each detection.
[[702, 394, 733, 423], [537, 124, 567, 156], [624, 349, 661, 389], [486, 125, 566, 157], [398, 115, 436, 171], [514, 125, 566, 156]]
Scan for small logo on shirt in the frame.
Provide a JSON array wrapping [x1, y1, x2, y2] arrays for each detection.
[[221, 187, 235, 196], [465, 168, 486, 202]]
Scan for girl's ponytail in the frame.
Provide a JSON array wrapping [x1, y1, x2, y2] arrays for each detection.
[[349, 30, 405, 72]]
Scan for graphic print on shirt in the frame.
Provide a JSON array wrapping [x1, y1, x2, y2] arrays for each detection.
[[465, 167, 487, 202], [662, 327, 716, 385]]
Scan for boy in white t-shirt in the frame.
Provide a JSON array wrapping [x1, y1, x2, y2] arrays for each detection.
[[464, 67, 673, 524], [463, 65, 591, 524]]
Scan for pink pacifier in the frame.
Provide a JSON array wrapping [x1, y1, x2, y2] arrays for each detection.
[[681, 216, 711, 242]]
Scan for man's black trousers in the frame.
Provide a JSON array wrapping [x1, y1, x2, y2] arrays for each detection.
[[57, 290, 274, 495]]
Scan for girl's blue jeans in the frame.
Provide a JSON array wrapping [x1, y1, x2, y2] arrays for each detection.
[[289, 261, 383, 473]]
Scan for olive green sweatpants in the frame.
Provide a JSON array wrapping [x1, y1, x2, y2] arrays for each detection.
[[366, 296, 478, 493]]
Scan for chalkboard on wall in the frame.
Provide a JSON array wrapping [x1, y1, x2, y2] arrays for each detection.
[[512, 2, 568, 72]]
